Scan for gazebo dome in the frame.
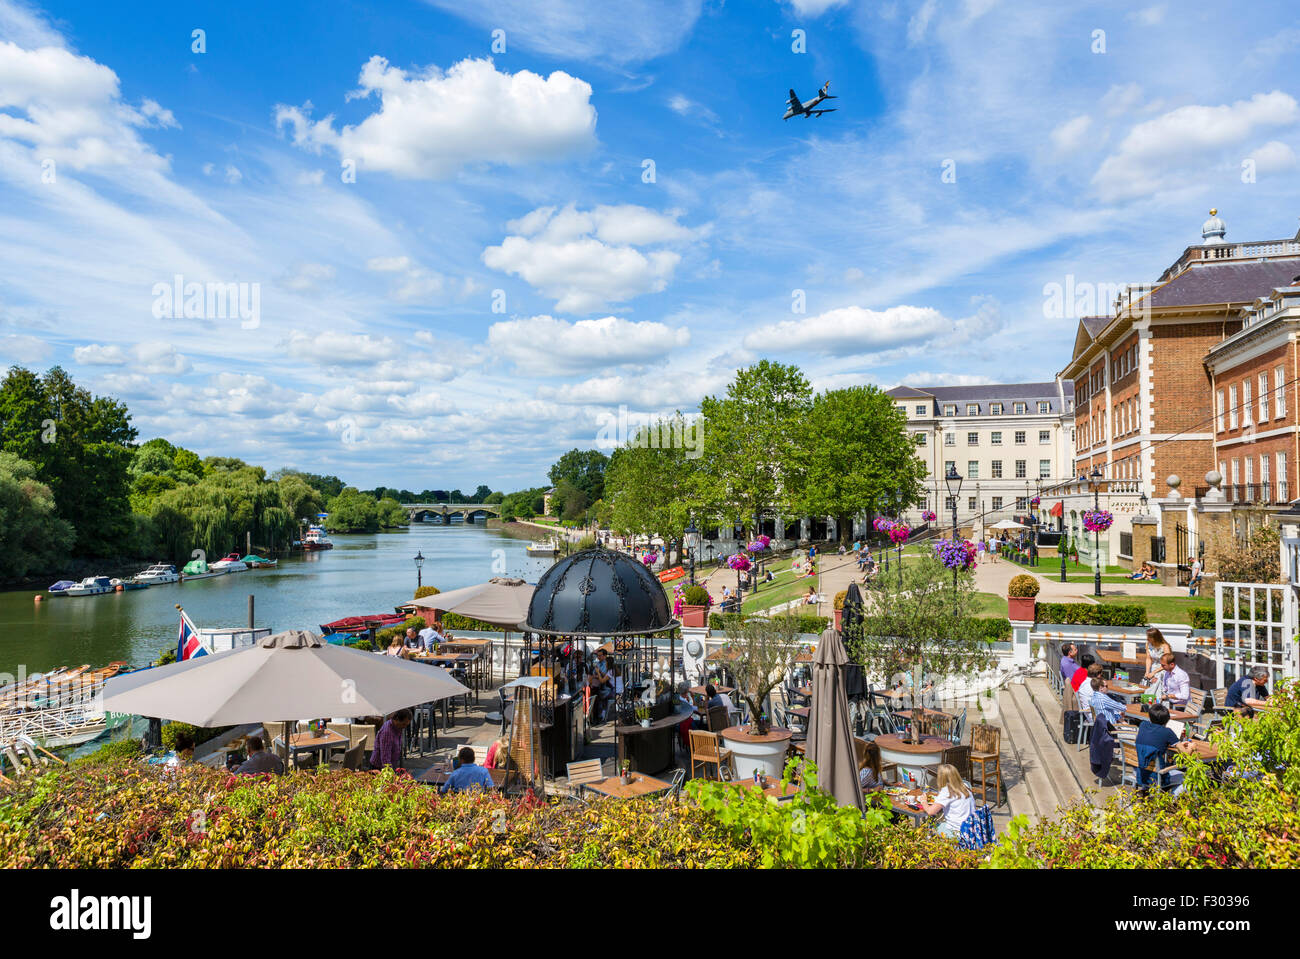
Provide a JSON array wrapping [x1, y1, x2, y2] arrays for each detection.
[[526, 547, 674, 636]]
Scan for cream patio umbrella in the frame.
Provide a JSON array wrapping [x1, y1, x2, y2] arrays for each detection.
[[405, 577, 536, 682], [102, 629, 470, 768], [805, 628, 865, 812]]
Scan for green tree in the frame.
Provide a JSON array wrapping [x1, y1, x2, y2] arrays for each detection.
[[484, 491, 504, 504], [605, 415, 697, 562], [377, 497, 409, 528], [844, 554, 995, 742], [472, 484, 492, 503], [788, 385, 928, 544], [696, 361, 811, 537], [548, 448, 609, 502], [278, 474, 325, 527], [326, 487, 379, 532], [0, 452, 75, 579]]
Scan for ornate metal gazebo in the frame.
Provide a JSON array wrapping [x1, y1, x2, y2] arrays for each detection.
[[523, 547, 679, 760]]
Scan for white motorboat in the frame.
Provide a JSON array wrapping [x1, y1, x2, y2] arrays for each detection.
[[209, 553, 249, 573], [301, 526, 333, 550], [526, 540, 559, 556], [63, 577, 114, 597], [133, 563, 180, 585]]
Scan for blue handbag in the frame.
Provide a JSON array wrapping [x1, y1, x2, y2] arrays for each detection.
[[958, 804, 995, 850]]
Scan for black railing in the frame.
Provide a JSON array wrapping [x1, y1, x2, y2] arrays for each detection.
[[1119, 531, 1133, 558]]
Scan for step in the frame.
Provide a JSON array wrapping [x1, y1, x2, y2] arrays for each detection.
[[1006, 683, 1079, 814], [1022, 678, 1099, 806], [995, 687, 1055, 823]]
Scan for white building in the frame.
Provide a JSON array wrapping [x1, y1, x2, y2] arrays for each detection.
[[886, 381, 1076, 534]]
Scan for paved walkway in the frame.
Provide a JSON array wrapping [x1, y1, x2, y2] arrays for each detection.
[[970, 555, 1187, 603]]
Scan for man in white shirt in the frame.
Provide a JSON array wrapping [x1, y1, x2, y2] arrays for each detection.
[[1153, 652, 1190, 704]]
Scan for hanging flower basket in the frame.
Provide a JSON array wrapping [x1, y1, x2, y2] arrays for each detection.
[[642, 553, 659, 566], [746, 540, 768, 553], [887, 523, 911, 545], [872, 518, 887, 532], [1082, 509, 1113, 533], [1029, 497, 1041, 507], [921, 510, 937, 522], [933, 538, 978, 571], [726, 553, 752, 572]]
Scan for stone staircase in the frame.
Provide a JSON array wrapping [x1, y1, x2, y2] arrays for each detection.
[[994, 675, 1117, 824]]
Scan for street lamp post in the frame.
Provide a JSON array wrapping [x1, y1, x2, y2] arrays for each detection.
[[945, 465, 963, 610], [414, 550, 425, 591], [1086, 465, 1103, 597], [1060, 482, 1069, 582]]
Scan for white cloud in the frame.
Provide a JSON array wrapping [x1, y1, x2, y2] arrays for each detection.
[[224, 164, 242, 184], [1050, 115, 1093, 153], [743, 305, 953, 355], [487, 314, 689, 374], [1249, 140, 1297, 174], [418, 0, 703, 65], [280, 262, 335, 292], [74, 340, 189, 374], [1127, 4, 1167, 25], [782, 0, 847, 16], [275, 56, 596, 179], [2, 333, 51, 363], [284, 329, 404, 365], [295, 168, 324, 186], [1093, 91, 1300, 200], [483, 204, 699, 312], [73, 343, 127, 365]]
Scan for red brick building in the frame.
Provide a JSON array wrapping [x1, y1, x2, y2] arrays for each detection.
[[1057, 211, 1300, 574]]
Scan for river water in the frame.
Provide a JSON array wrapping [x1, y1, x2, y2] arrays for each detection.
[[0, 521, 554, 676]]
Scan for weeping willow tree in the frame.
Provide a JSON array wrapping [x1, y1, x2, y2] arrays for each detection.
[[148, 466, 308, 562]]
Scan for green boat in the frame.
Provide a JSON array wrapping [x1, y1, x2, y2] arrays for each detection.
[[241, 554, 278, 568]]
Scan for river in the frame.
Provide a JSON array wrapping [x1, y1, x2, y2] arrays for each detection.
[[0, 521, 555, 676]]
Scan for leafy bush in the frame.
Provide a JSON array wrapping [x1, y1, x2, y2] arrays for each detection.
[[1007, 574, 1040, 598], [575, 534, 597, 551], [970, 618, 1013, 641], [161, 722, 225, 751], [1190, 607, 1216, 630], [682, 584, 711, 606], [413, 585, 441, 600], [1035, 603, 1146, 626], [375, 616, 426, 646], [71, 739, 143, 767], [0, 766, 761, 868], [441, 612, 501, 632], [708, 613, 829, 633], [833, 589, 848, 610], [353, 639, 376, 652], [988, 681, 1300, 868]]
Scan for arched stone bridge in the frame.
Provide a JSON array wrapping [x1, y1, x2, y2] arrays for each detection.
[[401, 503, 502, 524]]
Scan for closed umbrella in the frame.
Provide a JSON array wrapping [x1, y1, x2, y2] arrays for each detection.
[[102, 629, 469, 768], [805, 628, 865, 812]]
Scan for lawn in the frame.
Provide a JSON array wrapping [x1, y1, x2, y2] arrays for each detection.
[[972, 592, 1009, 619], [1087, 593, 1214, 625]]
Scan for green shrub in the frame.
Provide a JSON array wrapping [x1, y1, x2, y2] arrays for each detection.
[[970, 618, 1013, 641], [161, 722, 224, 751], [682, 585, 711, 606], [708, 612, 829, 633], [441, 612, 501, 632], [375, 616, 426, 646], [71, 739, 143, 767], [413, 585, 441, 600], [1007, 574, 1040, 598], [575, 534, 597, 551], [353, 638, 376, 652], [1035, 603, 1146, 626], [1190, 607, 1216, 630]]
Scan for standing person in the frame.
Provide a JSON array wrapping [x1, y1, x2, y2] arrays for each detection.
[[919, 764, 975, 838], [1188, 556, 1203, 597], [1143, 628, 1172, 682], [369, 708, 411, 771]]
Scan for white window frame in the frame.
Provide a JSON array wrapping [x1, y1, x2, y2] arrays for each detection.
[[944, 432, 956, 446], [967, 460, 979, 479], [966, 403, 979, 415], [967, 431, 979, 445], [944, 404, 957, 416], [991, 460, 1003, 479], [1259, 373, 1269, 420], [1216, 390, 1224, 432], [1038, 430, 1050, 444], [1229, 385, 1238, 429], [1014, 430, 1026, 445], [1037, 401, 1049, 413], [1275, 366, 1287, 418], [1242, 380, 1252, 427], [1015, 459, 1026, 479], [990, 403, 1003, 415], [1013, 402, 1027, 414], [1039, 459, 1051, 478]]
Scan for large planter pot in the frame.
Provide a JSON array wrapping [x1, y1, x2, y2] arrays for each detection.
[[1008, 596, 1037, 622], [834, 608, 843, 632], [720, 727, 793, 779], [681, 605, 708, 628]]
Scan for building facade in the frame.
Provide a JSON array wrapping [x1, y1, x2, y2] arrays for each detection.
[[886, 382, 1076, 533], [1057, 211, 1300, 577]]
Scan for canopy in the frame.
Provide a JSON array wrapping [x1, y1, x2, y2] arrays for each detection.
[[101, 629, 469, 728], [404, 577, 535, 628], [805, 628, 864, 812], [989, 519, 1026, 531], [1049, 501, 1064, 518]]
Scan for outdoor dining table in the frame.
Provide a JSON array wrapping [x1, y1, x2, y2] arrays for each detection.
[[273, 729, 349, 769], [689, 684, 734, 697], [1125, 703, 1196, 722], [1104, 681, 1148, 702], [893, 708, 953, 721], [416, 763, 507, 791], [1097, 649, 1145, 667], [874, 733, 951, 781], [881, 785, 938, 826], [582, 772, 674, 799], [725, 773, 799, 801]]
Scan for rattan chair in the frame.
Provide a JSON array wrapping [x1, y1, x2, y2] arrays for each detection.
[[969, 723, 1004, 806]]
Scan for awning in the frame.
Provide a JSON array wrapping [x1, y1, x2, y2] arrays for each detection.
[[1050, 501, 1064, 518]]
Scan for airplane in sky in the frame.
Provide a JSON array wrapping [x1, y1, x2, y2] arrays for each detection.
[[783, 81, 837, 119]]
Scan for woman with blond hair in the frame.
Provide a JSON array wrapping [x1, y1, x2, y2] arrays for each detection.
[[920, 763, 974, 838], [1143, 627, 1172, 682]]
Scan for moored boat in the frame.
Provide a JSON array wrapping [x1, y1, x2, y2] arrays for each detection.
[[210, 552, 248, 573], [320, 612, 407, 636], [46, 580, 77, 596], [133, 563, 180, 585], [109, 578, 149, 590], [241, 554, 278, 568], [526, 540, 558, 556], [301, 526, 333, 550], [63, 577, 114, 597], [180, 558, 228, 580]]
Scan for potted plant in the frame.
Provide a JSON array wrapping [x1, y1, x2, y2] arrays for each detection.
[[620, 758, 632, 784], [679, 584, 713, 628], [833, 589, 848, 633], [1007, 573, 1040, 622], [713, 612, 802, 777], [635, 704, 651, 728]]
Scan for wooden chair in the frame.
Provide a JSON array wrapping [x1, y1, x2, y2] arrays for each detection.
[[1118, 739, 1180, 791], [705, 705, 730, 733], [689, 729, 735, 780], [1184, 688, 1207, 718], [563, 758, 604, 798], [1210, 687, 1229, 713], [938, 744, 971, 784], [968, 723, 1004, 806]]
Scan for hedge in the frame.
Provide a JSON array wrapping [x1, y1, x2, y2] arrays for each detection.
[[1190, 607, 1216, 630], [441, 612, 505, 632], [1035, 603, 1146, 627], [971, 618, 1013, 641], [709, 612, 829, 634]]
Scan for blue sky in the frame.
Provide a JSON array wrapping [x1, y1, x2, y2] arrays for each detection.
[[3, 0, 1300, 490]]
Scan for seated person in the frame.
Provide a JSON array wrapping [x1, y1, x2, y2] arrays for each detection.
[[1087, 675, 1126, 727], [482, 735, 510, 769], [763, 569, 774, 583], [418, 624, 444, 651], [919, 763, 975, 838], [1076, 662, 1102, 715], [857, 741, 885, 792], [403, 626, 422, 650], [1152, 652, 1190, 705], [1135, 703, 1183, 792], [234, 735, 285, 776], [1069, 653, 1095, 696], [165, 731, 196, 768], [383, 635, 407, 657], [804, 585, 818, 605], [439, 746, 497, 793], [706, 683, 734, 712], [1224, 668, 1270, 709], [1127, 562, 1157, 582]]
